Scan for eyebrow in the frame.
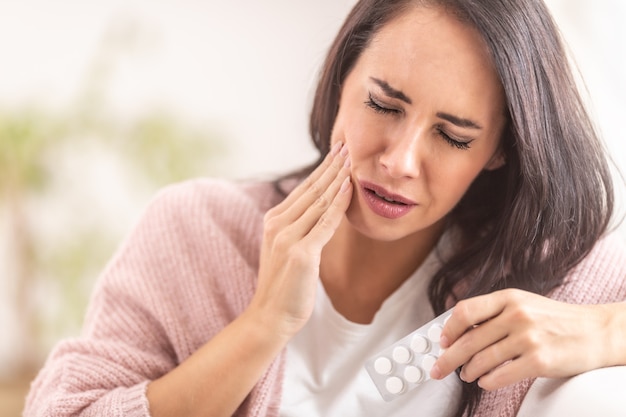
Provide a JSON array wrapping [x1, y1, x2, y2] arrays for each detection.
[[370, 77, 412, 104], [370, 77, 483, 130], [436, 112, 483, 130]]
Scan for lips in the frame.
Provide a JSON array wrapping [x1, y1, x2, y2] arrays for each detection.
[[359, 181, 417, 219]]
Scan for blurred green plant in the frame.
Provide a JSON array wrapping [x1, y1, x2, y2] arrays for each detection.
[[0, 18, 225, 376], [0, 109, 63, 374]]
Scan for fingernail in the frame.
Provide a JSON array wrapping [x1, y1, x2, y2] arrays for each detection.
[[344, 158, 351, 168], [331, 142, 342, 156], [340, 177, 351, 193], [430, 364, 442, 380], [459, 369, 468, 382], [340, 144, 349, 157], [439, 335, 449, 348]]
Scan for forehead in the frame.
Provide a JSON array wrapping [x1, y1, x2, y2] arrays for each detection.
[[374, 7, 486, 64], [354, 5, 505, 120]]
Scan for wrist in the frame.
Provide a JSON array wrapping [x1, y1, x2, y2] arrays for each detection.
[[240, 304, 302, 345], [596, 303, 626, 368]]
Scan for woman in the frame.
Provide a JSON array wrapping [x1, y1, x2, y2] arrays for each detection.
[[25, 0, 626, 416]]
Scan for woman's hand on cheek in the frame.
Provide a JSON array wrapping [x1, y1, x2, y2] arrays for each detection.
[[249, 142, 352, 340], [430, 289, 614, 391]]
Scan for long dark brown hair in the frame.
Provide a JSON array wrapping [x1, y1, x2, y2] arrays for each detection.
[[278, 0, 615, 415]]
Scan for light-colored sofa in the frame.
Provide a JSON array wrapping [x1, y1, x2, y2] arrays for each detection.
[[517, 366, 626, 416]]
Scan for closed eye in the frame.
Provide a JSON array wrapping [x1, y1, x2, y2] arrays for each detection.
[[365, 93, 401, 115], [437, 127, 472, 150]]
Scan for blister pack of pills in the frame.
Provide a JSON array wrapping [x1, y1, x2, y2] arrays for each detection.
[[364, 309, 453, 401]]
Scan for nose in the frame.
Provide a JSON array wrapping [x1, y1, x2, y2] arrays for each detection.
[[378, 126, 423, 179]]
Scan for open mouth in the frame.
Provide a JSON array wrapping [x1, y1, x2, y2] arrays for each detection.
[[361, 182, 416, 206], [360, 181, 417, 219], [369, 189, 408, 205]]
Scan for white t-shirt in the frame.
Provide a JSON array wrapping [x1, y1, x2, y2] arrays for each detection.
[[279, 249, 462, 417]]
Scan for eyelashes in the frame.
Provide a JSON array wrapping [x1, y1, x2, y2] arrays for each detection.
[[365, 93, 472, 150], [436, 127, 472, 150], [365, 93, 399, 115]]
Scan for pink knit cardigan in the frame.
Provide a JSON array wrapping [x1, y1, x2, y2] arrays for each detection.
[[24, 178, 626, 417]]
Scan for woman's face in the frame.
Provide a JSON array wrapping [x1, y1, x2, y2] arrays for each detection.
[[331, 5, 507, 242]]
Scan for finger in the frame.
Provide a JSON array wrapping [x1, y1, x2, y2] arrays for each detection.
[[432, 312, 509, 380], [300, 175, 353, 250], [268, 144, 349, 233], [459, 333, 520, 383], [272, 141, 345, 216], [282, 160, 351, 243], [440, 291, 509, 348], [476, 355, 536, 391]]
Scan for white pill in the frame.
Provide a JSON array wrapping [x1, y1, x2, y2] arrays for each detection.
[[374, 356, 393, 375], [410, 334, 430, 353], [403, 365, 424, 384], [427, 324, 443, 342], [421, 354, 437, 374], [385, 376, 405, 394], [392, 346, 412, 364]]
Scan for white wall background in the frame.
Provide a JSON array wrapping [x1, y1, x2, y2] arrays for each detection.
[[0, 0, 624, 375], [0, 0, 358, 180], [1, 0, 622, 182]]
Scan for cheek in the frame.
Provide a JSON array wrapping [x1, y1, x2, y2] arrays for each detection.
[[332, 109, 382, 158], [428, 158, 487, 205], [347, 131, 376, 159]]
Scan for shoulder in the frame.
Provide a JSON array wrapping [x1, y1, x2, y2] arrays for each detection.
[[550, 232, 626, 304], [115, 177, 285, 264], [85, 178, 283, 338], [570, 232, 626, 277], [98, 177, 284, 288], [147, 177, 282, 220], [133, 178, 282, 238]]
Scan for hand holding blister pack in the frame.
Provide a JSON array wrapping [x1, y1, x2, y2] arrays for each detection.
[[365, 309, 454, 401]]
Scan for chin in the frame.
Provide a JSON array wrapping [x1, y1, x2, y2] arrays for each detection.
[[344, 199, 444, 243]]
